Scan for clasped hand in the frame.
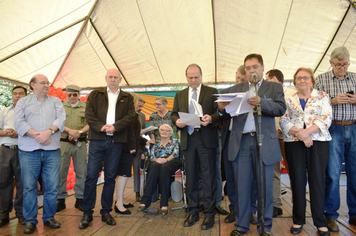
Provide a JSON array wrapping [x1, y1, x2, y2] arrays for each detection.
[[34, 130, 52, 145], [101, 124, 116, 134], [4, 128, 18, 138], [155, 157, 167, 164], [290, 127, 313, 148]]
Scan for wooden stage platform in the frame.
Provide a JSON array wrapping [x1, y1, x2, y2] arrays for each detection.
[[2, 174, 356, 236]]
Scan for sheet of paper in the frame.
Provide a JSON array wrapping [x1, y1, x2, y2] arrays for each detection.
[[213, 93, 243, 97], [140, 126, 158, 135], [214, 93, 245, 102], [178, 112, 201, 126], [237, 92, 254, 114], [225, 92, 254, 116], [191, 99, 203, 117]]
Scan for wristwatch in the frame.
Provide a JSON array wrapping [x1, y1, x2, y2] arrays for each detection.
[[78, 130, 83, 134], [49, 128, 55, 135]]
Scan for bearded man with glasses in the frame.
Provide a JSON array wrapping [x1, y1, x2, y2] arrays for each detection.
[[56, 84, 89, 213], [315, 46, 356, 232]]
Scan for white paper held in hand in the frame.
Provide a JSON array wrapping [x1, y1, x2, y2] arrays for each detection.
[[191, 99, 203, 117], [178, 112, 201, 126], [218, 92, 254, 116], [140, 126, 158, 136]]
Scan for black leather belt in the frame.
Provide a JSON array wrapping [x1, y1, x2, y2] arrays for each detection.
[[106, 135, 114, 139], [192, 128, 200, 134], [243, 132, 256, 136], [60, 138, 86, 142], [1, 144, 18, 150]]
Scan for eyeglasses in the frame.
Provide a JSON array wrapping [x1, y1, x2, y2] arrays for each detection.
[[67, 93, 78, 97], [331, 61, 350, 69], [296, 76, 311, 81], [245, 64, 260, 71], [35, 81, 50, 85], [154, 103, 162, 106], [160, 129, 171, 132]]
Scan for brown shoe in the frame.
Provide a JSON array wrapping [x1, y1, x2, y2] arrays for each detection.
[[326, 218, 339, 232]]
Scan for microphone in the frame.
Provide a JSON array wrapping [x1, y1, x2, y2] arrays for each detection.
[[252, 73, 259, 84]]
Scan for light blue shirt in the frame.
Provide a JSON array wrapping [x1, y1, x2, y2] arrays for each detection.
[[15, 94, 66, 151], [242, 79, 262, 133]]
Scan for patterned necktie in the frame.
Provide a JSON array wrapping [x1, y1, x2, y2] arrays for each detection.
[[188, 88, 197, 135]]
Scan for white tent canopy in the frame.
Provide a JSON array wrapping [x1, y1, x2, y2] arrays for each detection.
[[1, 0, 356, 90]]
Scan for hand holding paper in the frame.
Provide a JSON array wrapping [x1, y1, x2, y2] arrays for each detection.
[[178, 112, 201, 126], [140, 126, 158, 136], [216, 92, 254, 117]]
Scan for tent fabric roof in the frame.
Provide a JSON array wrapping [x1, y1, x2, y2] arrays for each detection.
[[1, 0, 356, 89]]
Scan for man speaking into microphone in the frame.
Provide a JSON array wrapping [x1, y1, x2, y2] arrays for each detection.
[[218, 54, 286, 236]]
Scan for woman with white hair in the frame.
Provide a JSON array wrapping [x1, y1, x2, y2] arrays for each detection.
[[137, 124, 180, 215]]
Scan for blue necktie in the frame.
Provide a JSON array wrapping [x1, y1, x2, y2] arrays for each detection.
[[188, 88, 197, 135]]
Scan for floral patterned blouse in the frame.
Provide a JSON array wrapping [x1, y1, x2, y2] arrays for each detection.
[[150, 139, 179, 160], [279, 89, 332, 142]]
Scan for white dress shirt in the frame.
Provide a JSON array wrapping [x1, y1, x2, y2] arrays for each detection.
[[106, 87, 120, 135], [0, 106, 18, 146]]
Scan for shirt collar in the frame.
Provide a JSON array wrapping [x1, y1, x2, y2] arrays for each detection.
[[107, 87, 120, 95], [248, 78, 263, 88], [331, 70, 350, 80], [70, 100, 80, 107], [189, 84, 202, 92]]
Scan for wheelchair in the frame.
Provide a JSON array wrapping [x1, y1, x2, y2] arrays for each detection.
[[139, 143, 187, 211]]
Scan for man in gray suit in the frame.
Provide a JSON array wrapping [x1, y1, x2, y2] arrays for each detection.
[[218, 54, 286, 236], [171, 64, 220, 230]]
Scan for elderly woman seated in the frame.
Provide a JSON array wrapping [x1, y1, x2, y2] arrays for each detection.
[[137, 124, 180, 215]]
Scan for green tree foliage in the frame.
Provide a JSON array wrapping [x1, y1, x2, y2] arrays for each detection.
[[0, 86, 12, 109]]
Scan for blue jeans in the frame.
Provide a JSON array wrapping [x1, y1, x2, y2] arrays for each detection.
[[19, 149, 61, 225], [82, 139, 122, 216], [325, 123, 356, 219]]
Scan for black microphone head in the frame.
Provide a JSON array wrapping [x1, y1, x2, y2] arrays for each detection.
[[252, 73, 258, 84]]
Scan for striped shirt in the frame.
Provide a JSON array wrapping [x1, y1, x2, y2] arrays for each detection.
[[315, 70, 356, 121], [14, 94, 66, 151]]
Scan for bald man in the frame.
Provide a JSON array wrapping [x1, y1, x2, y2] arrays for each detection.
[[79, 69, 136, 229], [15, 74, 66, 234]]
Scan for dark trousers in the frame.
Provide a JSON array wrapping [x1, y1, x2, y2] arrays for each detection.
[[285, 141, 329, 227], [132, 150, 142, 193], [232, 134, 274, 233], [141, 158, 181, 207], [223, 134, 257, 213], [184, 132, 217, 218], [0, 146, 23, 219], [82, 139, 122, 216]]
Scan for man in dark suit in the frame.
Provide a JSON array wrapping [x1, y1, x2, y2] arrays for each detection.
[[78, 68, 135, 229], [171, 64, 220, 230], [221, 65, 258, 225], [218, 54, 286, 236]]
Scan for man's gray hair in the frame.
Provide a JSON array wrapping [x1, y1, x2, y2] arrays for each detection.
[[237, 65, 246, 75], [138, 96, 145, 104], [330, 46, 350, 61]]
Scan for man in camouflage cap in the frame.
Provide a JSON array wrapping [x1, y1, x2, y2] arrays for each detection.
[[56, 84, 89, 212]]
